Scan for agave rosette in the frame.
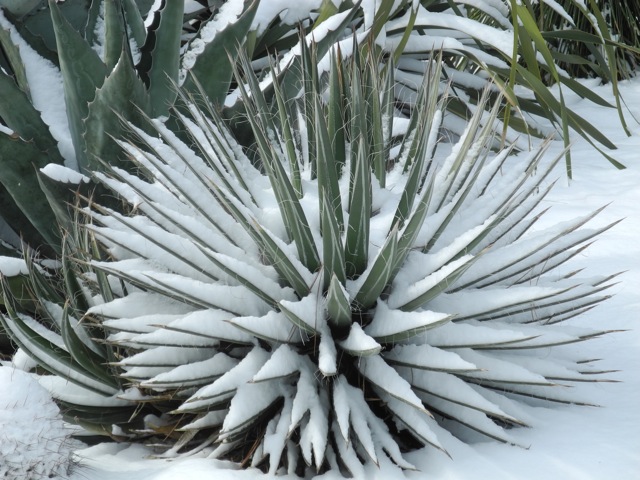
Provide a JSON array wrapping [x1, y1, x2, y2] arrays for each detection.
[[58, 46, 618, 475]]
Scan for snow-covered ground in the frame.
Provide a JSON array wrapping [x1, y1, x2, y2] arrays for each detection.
[[2, 77, 639, 479]]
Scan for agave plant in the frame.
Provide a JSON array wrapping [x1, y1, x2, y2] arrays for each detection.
[[2, 42, 619, 476]]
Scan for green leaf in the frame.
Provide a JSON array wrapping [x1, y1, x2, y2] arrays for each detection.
[[103, 0, 127, 69], [182, 0, 258, 107], [0, 134, 59, 252], [35, 166, 88, 232], [49, 0, 108, 173], [0, 26, 31, 97], [122, 0, 148, 48], [84, 49, 151, 172], [60, 303, 119, 389], [315, 96, 343, 231], [0, 282, 118, 396], [271, 60, 302, 197], [325, 274, 351, 328], [394, 256, 477, 312], [233, 53, 320, 272], [321, 193, 346, 289], [141, 0, 184, 117], [327, 47, 346, 183], [344, 138, 371, 279], [0, 73, 63, 158], [352, 226, 398, 310]]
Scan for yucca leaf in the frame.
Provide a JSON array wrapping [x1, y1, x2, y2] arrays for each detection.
[[205, 181, 312, 297], [0, 283, 118, 396], [36, 165, 89, 232], [232, 311, 305, 346], [321, 193, 346, 289], [298, 32, 318, 177], [60, 304, 118, 389], [270, 60, 302, 197], [235, 81, 320, 272], [316, 96, 343, 230], [358, 355, 428, 414], [352, 226, 398, 310], [325, 274, 351, 328], [179, 347, 269, 413], [391, 60, 442, 226], [345, 138, 371, 279], [584, 0, 630, 136], [327, 47, 346, 184]]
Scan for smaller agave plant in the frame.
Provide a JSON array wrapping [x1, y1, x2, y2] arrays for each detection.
[[2, 42, 620, 476]]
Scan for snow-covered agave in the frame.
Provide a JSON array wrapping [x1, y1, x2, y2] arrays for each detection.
[[83, 49, 617, 475]]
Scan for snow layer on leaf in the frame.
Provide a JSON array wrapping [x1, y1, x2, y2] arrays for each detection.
[[180, 410, 227, 431], [357, 355, 426, 413], [427, 284, 568, 319], [253, 1, 321, 35], [454, 349, 555, 385], [388, 255, 475, 310], [416, 388, 516, 443], [219, 381, 283, 439], [409, 9, 513, 56], [180, 347, 270, 411], [156, 309, 254, 344], [142, 352, 238, 388], [0, 256, 28, 276], [279, 290, 325, 333], [89, 292, 191, 319], [103, 314, 186, 337], [40, 163, 89, 184], [425, 321, 535, 349], [263, 394, 293, 474], [397, 218, 493, 286], [384, 344, 477, 372], [252, 345, 303, 382], [398, 367, 520, 424], [318, 327, 338, 376], [38, 375, 129, 407], [337, 323, 382, 356], [231, 310, 307, 344], [377, 389, 444, 451], [365, 301, 451, 342], [117, 346, 213, 367]]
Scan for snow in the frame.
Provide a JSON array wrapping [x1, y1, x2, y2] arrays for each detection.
[[0, 366, 81, 479], [40, 163, 90, 184]]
